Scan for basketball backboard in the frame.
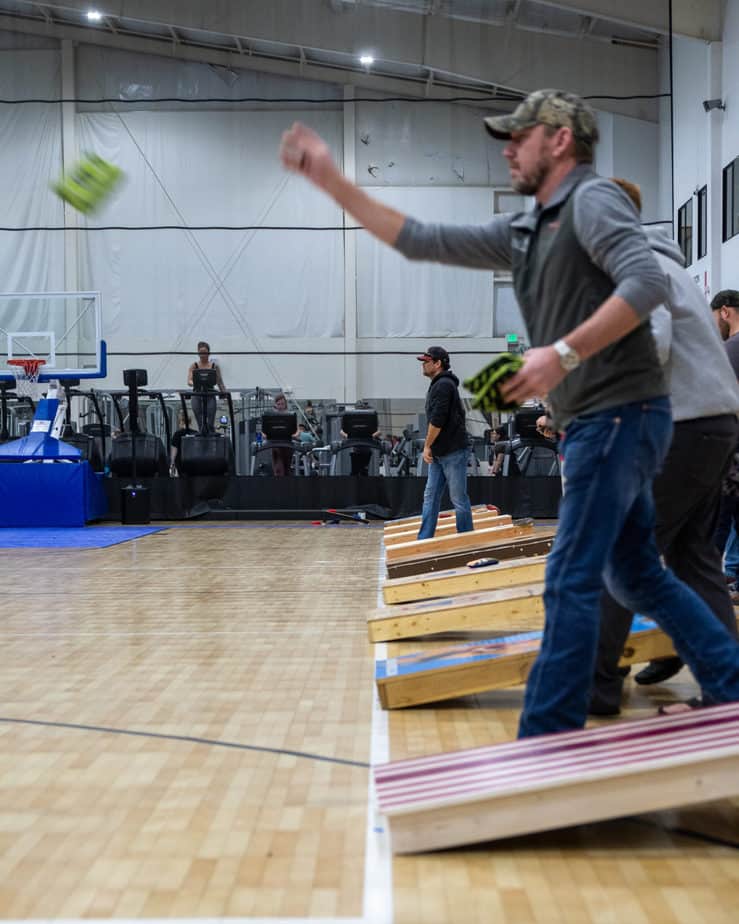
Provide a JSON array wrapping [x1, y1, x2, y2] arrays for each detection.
[[0, 291, 105, 382]]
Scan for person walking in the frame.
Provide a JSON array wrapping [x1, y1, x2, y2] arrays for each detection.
[[415, 346, 474, 540]]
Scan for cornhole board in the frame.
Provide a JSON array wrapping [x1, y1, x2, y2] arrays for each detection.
[[384, 504, 495, 533], [367, 583, 545, 642], [384, 514, 511, 546], [375, 701, 739, 854], [376, 615, 675, 709], [386, 521, 536, 564], [383, 555, 548, 605], [386, 532, 556, 580]]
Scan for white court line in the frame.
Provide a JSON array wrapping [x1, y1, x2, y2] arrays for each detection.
[[0, 919, 363, 924], [361, 548, 394, 924]]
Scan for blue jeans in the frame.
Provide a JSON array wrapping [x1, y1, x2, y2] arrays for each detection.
[[417, 447, 473, 540], [519, 397, 739, 738]]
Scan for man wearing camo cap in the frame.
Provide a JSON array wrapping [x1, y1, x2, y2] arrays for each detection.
[[280, 88, 739, 738]]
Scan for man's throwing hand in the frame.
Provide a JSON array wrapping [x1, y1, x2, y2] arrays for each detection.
[[499, 345, 567, 405], [280, 122, 337, 190]]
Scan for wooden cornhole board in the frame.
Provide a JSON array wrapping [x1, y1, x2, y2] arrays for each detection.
[[383, 555, 548, 605], [376, 615, 678, 709], [375, 702, 739, 854], [386, 531, 556, 580], [384, 504, 496, 533], [386, 521, 536, 564], [367, 583, 544, 642], [384, 514, 511, 547]]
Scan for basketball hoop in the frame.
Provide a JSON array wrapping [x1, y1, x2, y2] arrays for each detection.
[[7, 358, 46, 400]]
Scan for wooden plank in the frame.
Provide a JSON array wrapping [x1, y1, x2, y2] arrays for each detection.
[[374, 702, 739, 853], [386, 521, 536, 564], [375, 615, 692, 709], [384, 504, 496, 532], [367, 583, 545, 642], [382, 555, 548, 605], [384, 514, 512, 546], [386, 532, 556, 579]]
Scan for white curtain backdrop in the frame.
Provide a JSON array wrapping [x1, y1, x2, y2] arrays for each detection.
[[356, 186, 494, 338], [0, 50, 64, 313], [76, 109, 346, 385]]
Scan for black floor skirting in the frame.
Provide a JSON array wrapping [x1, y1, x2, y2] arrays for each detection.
[[104, 474, 562, 521]]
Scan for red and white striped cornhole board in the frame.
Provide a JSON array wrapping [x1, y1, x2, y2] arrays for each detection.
[[374, 702, 739, 854]]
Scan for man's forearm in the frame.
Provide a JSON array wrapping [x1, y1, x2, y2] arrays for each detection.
[[425, 423, 442, 448], [324, 172, 406, 246], [563, 295, 642, 360]]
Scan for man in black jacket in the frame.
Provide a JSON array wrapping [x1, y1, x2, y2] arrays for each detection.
[[416, 346, 474, 540]]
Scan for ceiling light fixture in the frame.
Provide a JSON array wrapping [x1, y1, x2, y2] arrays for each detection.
[[86, 10, 103, 22], [359, 54, 374, 67]]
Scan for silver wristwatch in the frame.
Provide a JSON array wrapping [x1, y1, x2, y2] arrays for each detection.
[[553, 339, 581, 372]]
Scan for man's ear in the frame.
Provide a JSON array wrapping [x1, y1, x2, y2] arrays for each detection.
[[551, 125, 575, 159]]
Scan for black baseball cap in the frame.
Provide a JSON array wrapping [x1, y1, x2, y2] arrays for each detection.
[[417, 346, 450, 368], [711, 289, 739, 311]]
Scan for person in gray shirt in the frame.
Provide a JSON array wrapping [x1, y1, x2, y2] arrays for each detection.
[[590, 180, 739, 715], [280, 88, 739, 737]]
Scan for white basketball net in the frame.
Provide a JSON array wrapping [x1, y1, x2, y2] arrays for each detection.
[[8, 359, 45, 400]]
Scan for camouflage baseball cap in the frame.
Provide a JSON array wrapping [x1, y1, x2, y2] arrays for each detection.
[[484, 89, 599, 150]]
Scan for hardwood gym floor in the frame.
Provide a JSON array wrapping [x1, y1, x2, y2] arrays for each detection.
[[0, 523, 736, 923]]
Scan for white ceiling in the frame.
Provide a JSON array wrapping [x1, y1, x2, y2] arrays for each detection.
[[0, 0, 719, 117]]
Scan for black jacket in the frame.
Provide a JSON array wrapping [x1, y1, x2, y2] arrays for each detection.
[[425, 370, 467, 458]]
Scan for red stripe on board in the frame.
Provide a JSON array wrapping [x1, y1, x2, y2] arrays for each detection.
[[373, 704, 739, 784], [374, 703, 739, 778], [377, 721, 739, 794], [377, 725, 739, 803], [376, 729, 739, 811]]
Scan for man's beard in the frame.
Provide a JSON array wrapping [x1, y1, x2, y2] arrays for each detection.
[[510, 158, 550, 196]]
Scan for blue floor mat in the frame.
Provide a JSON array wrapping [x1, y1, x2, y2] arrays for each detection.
[[0, 526, 164, 549]]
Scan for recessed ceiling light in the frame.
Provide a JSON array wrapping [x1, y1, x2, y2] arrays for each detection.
[[359, 54, 374, 66], [86, 10, 103, 21]]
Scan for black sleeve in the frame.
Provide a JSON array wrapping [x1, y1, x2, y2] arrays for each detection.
[[427, 381, 455, 428]]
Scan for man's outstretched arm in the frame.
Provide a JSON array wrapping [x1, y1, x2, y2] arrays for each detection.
[[281, 122, 405, 246], [281, 122, 514, 270]]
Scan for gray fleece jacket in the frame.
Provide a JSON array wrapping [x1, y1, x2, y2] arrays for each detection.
[[647, 227, 739, 422], [395, 165, 668, 429]]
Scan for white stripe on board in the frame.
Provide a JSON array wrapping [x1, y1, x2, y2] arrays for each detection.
[[362, 548, 394, 923]]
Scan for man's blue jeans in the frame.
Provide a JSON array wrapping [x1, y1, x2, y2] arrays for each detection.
[[417, 447, 474, 540], [519, 397, 739, 738]]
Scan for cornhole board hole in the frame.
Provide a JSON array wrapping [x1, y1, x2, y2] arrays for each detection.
[[367, 583, 544, 643], [375, 615, 677, 709], [384, 514, 511, 547], [386, 521, 536, 565], [384, 505, 495, 533], [382, 555, 548, 605], [374, 702, 739, 854], [386, 532, 556, 580]]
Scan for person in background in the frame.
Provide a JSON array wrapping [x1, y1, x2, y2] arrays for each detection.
[[188, 341, 226, 434], [415, 346, 474, 539], [271, 392, 294, 476], [590, 181, 739, 713]]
